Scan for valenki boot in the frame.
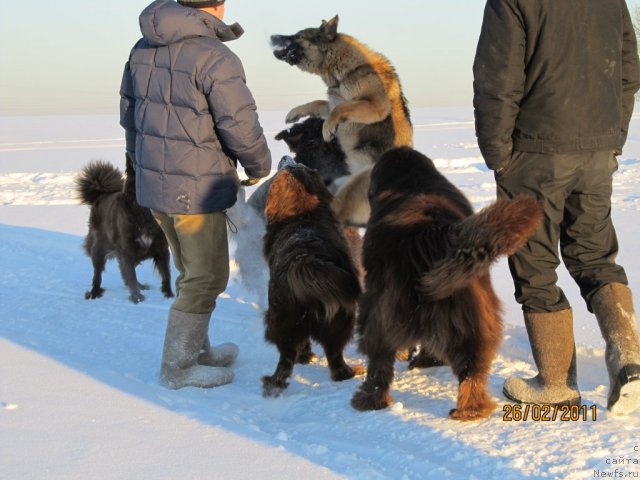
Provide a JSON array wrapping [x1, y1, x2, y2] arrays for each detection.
[[161, 309, 233, 389], [591, 283, 640, 415], [199, 334, 239, 367], [503, 309, 581, 406]]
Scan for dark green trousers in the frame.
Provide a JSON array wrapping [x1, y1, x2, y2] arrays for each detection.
[[152, 211, 230, 315], [496, 150, 627, 313]]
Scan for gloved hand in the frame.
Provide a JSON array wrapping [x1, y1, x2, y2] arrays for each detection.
[[240, 177, 260, 187]]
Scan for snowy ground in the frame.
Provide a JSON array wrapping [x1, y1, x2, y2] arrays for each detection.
[[1, 109, 639, 479]]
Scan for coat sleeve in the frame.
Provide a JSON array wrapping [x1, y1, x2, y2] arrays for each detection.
[[204, 52, 272, 180], [473, 0, 526, 170], [119, 60, 137, 160], [620, 0, 640, 152]]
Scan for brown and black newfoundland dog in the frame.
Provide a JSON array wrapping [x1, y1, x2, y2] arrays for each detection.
[[351, 147, 543, 420], [261, 164, 364, 397]]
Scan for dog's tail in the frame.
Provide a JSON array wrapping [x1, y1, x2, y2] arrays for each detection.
[[420, 195, 544, 300], [287, 256, 361, 321], [75, 161, 123, 206]]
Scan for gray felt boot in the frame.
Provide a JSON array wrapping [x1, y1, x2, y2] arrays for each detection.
[[503, 309, 581, 406], [591, 283, 640, 415], [160, 309, 233, 389], [198, 334, 239, 367]]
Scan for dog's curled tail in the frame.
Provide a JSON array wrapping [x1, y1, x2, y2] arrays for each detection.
[[287, 256, 361, 321], [75, 161, 124, 206], [421, 195, 544, 300]]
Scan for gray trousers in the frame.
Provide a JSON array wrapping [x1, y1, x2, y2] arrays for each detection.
[[152, 211, 230, 315], [496, 150, 628, 313]]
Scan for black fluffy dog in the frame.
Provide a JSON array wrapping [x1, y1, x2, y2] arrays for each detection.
[[76, 154, 173, 303], [275, 117, 349, 187], [262, 164, 363, 397], [351, 147, 544, 420]]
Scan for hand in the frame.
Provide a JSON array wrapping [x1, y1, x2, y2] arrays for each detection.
[[241, 177, 260, 187]]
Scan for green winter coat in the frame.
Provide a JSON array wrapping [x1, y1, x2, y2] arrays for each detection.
[[473, 0, 640, 170]]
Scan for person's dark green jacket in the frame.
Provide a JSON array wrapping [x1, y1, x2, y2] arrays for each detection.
[[473, 0, 640, 170]]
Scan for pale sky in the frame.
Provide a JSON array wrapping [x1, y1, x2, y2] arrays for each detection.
[[1, 0, 639, 115]]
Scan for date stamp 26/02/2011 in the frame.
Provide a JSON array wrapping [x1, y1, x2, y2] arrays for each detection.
[[502, 403, 598, 422]]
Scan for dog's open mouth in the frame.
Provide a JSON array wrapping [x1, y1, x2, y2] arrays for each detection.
[[270, 35, 301, 65]]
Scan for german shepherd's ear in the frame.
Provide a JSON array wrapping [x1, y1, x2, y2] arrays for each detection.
[[274, 129, 287, 141], [275, 128, 302, 149], [320, 15, 339, 41]]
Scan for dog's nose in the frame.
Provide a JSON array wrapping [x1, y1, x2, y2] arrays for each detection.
[[270, 34, 290, 46]]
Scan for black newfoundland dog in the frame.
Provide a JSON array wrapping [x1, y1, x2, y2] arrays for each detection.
[[351, 147, 543, 420], [261, 164, 363, 397]]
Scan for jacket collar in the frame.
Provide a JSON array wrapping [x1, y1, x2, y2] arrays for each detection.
[[139, 0, 244, 46]]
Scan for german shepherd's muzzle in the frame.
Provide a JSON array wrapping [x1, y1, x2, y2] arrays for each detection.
[[270, 34, 303, 65]]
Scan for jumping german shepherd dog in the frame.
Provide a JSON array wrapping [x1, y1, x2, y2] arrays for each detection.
[[262, 164, 364, 397], [76, 154, 173, 303], [271, 15, 413, 176], [351, 147, 544, 420]]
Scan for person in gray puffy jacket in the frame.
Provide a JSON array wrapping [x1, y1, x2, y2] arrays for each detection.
[[120, 0, 272, 390]]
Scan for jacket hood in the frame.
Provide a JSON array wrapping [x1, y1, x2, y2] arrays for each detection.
[[139, 0, 244, 47]]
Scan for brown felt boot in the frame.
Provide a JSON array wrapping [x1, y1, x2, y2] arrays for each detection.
[[591, 283, 640, 416], [503, 309, 581, 405], [160, 309, 233, 389]]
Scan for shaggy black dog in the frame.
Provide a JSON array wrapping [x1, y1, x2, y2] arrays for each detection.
[[275, 117, 349, 187], [76, 154, 173, 303], [262, 164, 363, 397], [351, 147, 544, 420], [248, 118, 348, 219]]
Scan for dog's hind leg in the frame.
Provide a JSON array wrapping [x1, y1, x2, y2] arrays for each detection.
[[262, 342, 297, 397], [85, 245, 107, 300], [116, 254, 144, 303], [351, 303, 395, 410], [448, 286, 502, 420], [317, 310, 364, 381], [448, 355, 497, 421]]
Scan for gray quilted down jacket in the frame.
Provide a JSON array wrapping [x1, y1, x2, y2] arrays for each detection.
[[120, 0, 271, 214]]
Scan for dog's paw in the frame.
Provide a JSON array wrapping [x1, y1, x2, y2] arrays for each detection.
[[331, 363, 365, 381], [137, 282, 151, 291], [408, 350, 446, 370], [262, 375, 288, 398], [129, 292, 145, 303], [84, 288, 105, 300], [351, 383, 393, 411], [285, 108, 304, 124], [448, 406, 494, 421], [322, 119, 337, 142]]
